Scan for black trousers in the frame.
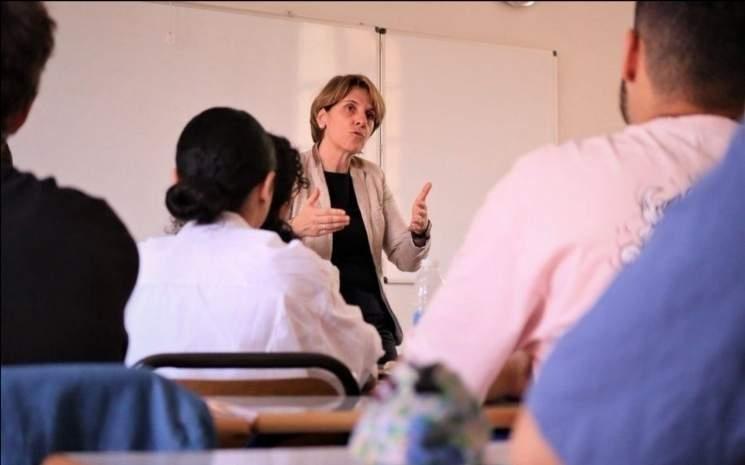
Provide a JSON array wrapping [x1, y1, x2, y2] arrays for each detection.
[[340, 286, 398, 364]]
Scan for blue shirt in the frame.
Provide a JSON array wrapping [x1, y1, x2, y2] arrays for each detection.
[[527, 123, 745, 465]]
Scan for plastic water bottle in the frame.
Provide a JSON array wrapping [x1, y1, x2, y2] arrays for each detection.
[[412, 258, 444, 325]]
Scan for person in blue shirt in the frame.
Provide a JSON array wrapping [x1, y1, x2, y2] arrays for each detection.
[[510, 121, 745, 465]]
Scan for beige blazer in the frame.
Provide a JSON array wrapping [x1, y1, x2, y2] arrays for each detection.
[[289, 147, 431, 343]]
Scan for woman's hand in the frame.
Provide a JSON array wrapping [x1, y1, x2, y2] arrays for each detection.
[[290, 188, 350, 238], [409, 182, 432, 235]]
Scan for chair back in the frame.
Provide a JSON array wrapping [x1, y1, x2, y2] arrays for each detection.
[[134, 352, 361, 396], [174, 377, 338, 396]]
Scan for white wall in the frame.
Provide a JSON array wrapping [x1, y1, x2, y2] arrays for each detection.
[[196, 1, 634, 334], [14, 1, 381, 241]]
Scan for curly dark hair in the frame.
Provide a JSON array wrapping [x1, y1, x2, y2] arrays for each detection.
[[261, 134, 309, 242]]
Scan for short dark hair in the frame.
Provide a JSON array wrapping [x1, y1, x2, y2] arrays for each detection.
[[1, 1, 56, 135], [166, 107, 276, 225], [634, 1, 745, 116], [261, 134, 309, 242]]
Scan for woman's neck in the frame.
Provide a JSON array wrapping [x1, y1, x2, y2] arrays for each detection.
[[318, 138, 354, 173]]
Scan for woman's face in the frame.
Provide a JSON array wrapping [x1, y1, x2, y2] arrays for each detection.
[[317, 87, 376, 154]]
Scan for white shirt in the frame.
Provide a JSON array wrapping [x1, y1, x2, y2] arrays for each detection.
[[124, 212, 383, 386]]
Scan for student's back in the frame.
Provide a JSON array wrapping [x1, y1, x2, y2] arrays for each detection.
[[511, 122, 745, 465], [2, 164, 138, 364], [126, 213, 382, 384]]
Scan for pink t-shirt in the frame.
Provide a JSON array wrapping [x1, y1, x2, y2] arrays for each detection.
[[404, 115, 738, 399]]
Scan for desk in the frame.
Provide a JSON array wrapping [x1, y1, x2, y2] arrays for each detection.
[[207, 396, 365, 446], [252, 405, 518, 434], [43, 442, 511, 465], [208, 396, 519, 436]]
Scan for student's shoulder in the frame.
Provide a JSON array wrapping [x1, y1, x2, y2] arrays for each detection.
[[136, 232, 174, 256], [509, 130, 626, 184], [478, 129, 648, 238], [268, 238, 336, 286], [3, 168, 138, 278], [480, 141, 575, 214], [272, 238, 331, 270], [10, 169, 133, 243], [54, 183, 135, 244], [52, 183, 118, 220], [499, 125, 658, 203]]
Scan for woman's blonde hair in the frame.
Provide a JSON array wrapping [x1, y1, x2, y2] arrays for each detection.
[[310, 74, 386, 143]]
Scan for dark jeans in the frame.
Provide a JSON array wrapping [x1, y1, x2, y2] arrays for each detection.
[[340, 286, 398, 364]]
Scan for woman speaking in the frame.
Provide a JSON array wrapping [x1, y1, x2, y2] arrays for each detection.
[[290, 75, 432, 363]]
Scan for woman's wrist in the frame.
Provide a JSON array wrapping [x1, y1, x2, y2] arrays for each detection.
[[411, 220, 431, 245]]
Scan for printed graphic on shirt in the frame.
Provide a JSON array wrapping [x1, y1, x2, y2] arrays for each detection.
[[616, 184, 690, 267]]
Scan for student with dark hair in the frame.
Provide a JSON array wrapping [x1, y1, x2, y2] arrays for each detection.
[[620, 1, 745, 123], [1, 2, 139, 364], [404, 1, 744, 400], [261, 134, 309, 243], [124, 108, 383, 387]]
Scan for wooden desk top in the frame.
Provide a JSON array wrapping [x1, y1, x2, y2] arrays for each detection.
[[251, 404, 518, 434], [207, 396, 519, 436], [44, 442, 511, 465], [207, 395, 365, 415]]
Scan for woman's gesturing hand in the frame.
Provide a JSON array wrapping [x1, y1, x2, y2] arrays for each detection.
[[290, 188, 350, 238], [410, 182, 432, 235]]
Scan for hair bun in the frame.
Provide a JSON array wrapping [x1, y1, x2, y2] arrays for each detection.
[[165, 179, 225, 224]]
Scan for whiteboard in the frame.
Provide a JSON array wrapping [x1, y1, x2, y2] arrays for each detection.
[[380, 31, 558, 283], [11, 1, 379, 240]]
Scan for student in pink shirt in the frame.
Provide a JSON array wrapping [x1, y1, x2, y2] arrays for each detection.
[[404, 1, 745, 401]]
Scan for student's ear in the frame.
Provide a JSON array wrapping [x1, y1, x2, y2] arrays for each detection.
[[622, 28, 640, 83], [5, 104, 32, 136], [260, 171, 276, 204], [172, 168, 179, 183]]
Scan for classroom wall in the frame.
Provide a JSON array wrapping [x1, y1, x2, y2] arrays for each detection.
[[193, 1, 635, 335], [23, 1, 634, 340], [195, 1, 635, 141]]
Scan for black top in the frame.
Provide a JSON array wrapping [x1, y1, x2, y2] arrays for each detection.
[[1, 160, 139, 364], [324, 171, 380, 294], [324, 171, 398, 360]]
